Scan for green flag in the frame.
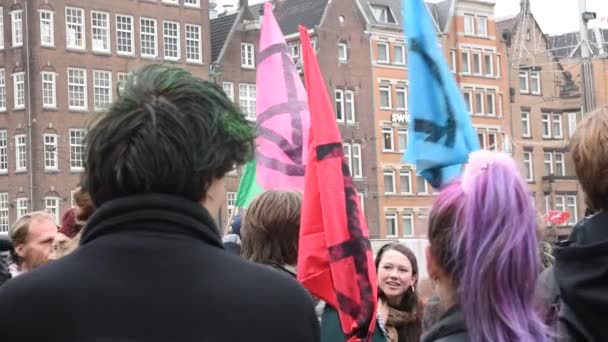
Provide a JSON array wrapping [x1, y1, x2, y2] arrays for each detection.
[[235, 160, 264, 208]]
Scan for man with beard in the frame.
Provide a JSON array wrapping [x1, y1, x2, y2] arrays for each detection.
[[7, 211, 57, 277]]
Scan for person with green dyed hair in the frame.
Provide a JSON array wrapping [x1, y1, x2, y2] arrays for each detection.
[[0, 64, 321, 342]]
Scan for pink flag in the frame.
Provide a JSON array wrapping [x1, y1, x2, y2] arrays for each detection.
[[255, 1, 310, 190]]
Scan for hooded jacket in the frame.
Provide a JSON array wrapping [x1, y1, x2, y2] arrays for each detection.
[[420, 306, 468, 342]]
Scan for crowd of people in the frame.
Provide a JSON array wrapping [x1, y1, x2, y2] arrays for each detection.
[[0, 64, 606, 341]]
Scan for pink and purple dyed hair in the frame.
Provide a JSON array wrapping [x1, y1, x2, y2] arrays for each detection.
[[428, 150, 547, 342]]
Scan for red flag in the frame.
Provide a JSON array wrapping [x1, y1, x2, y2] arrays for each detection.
[[297, 26, 378, 341], [544, 210, 570, 225]]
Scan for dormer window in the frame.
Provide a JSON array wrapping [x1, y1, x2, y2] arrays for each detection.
[[371, 5, 396, 24]]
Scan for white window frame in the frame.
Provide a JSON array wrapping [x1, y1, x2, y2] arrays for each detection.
[[472, 51, 483, 76], [554, 195, 566, 215], [13, 72, 25, 110], [521, 111, 531, 138], [67, 68, 88, 111], [379, 84, 392, 109], [416, 175, 429, 194], [116, 15, 134, 56], [0, 7, 4, 49], [238, 83, 256, 120], [484, 53, 493, 77], [338, 42, 348, 63], [371, 5, 396, 24], [384, 170, 396, 195], [11, 10, 23, 47], [241, 43, 255, 69], [396, 86, 407, 111], [45, 197, 60, 225], [496, 55, 502, 78], [185, 24, 202, 63], [463, 90, 472, 114], [223, 82, 235, 102], [163, 21, 181, 61], [400, 169, 412, 194], [91, 11, 110, 53], [69, 129, 86, 171], [140, 18, 158, 58], [398, 128, 408, 153], [343, 143, 352, 176], [385, 212, 398, 238], [0, 130, 7, 173], [568, 112, 577, 137], [0, 69, 5, 111], [39, 10, 55, 48], [289, 42, 301, 65], [117, 72, 129, 97], [477, 16, 488, 37], [477, 131, 487, 149], [461, 50, 471, 75], [15, 134, 26, 172], [44, 133, 58, 171], [16, 197, 28, 219], [226, 192, 236, 218], [345, 90, 355, 124], [0, 193, 8, 232], [93, 70, 113, 110], [335, 89, 345, 123], [474, 92, 484, 115], [530, 71, 541, 95], [566, 195, 578, 225], [378, 42, 390, 64], [464, 14, 475, 35], [65, 7, 85, 50], [162, 0, 179, 4], [523, 151, 533, 181], [555, 152, 565, 177], [486, 92, 495, 116], [394, 44, 406, 65], [553, 113, 563, 139], [544, 152, 554, 176], [184, 0, 201, 8], [402, 212, 414, 237], [519, 71, 529, 94], [487, 132, 498, 151], [449, 50, 456, 73], [352, 143, 362, 179], [382, 127, 394, 152], [41, 72, 57, 108], [541, 113, 551, 139]]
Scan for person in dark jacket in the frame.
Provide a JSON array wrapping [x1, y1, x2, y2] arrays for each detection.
[[0, 65, 320, 342], [0, 234, 11, 286], [222, 213, 242, 255], [553, 106, 608, 341], [422, 151, 547, 342]]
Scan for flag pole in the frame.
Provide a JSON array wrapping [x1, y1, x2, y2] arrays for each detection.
[[224, 209, 236, 236]]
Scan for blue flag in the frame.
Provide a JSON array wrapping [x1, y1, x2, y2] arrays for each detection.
[[402, 0, 479, 189]]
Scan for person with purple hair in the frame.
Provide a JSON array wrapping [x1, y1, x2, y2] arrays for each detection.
[[421, 150, 548, 342]]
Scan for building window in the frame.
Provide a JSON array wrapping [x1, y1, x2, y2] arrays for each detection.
[[484, 54, 493, 77], [0, 8, 3, 49], [184, 0, 201, 8], [335, 89, 344, 122], [544, 152, 553, 176], [345, 90, 355, 123], [15, 134, 26, 172], [396, 86, 407, 110], [464, 14, 475, 35], [0, 130, 7, 173], [555, 152, 565, 176], [384, 170, 396, 194], [416, 175, 428, 194], [338, 42, 348, 63], [41, 72, 56, 108], [568, 112, 577, 137], [226, 192, 236, 218], [45, 197, 60, 225], [398, 128, 408, 153], [117, 72, 129, 97], [541, 113, 551, 138], [352, 143, 362, 178], [400, 170, 412, 194], [463, 91, 472, 113], [519, 71, 529, 94], [402, 212, 414, 237], [0, 193, 8, 232], [223, 82, 234, 102], [378, 42, 389, 63], [68, 68, 87, 110], [69, 129, 86, 171], [185, 24, 202, 63], [474, 92, 484, 115], [472, 52, 482, 76], [371, 5, 396, 24], [379, 84, 391, 109], [239, 83, 256, 120], [496, 55, 502, 77], [523, 151, 533, 181], [477, 131, 487, 149], [289, 42, 301, 65], [530, 71, 541, 95], [461, 51, 470, 74], [93, 70, 112, 110], [486, 93, 496, 116], [241, 43, 255, 68], [554, 195, 565, 216], [521, 111, 531, 137], [343, 143, 352, 176], [382, 127, 394, 152], [13, 72, 25, 109], [0, 69, 5, 111], [386, 212, 398, 237], [16, 198, 28, 219], [163, 21, 180, 60], [40, 10, 55, 47], [65, 7, 85, 50], [487, 132, 498, 151], [566, 195, 578, 225], [553, 114, 563, 139], [44, 134, 58, 171], [162, 0, 179, 4], [11, 10, 23, 47], [394, 45, 406, 65], [449, 50, 456, 72], [140, 18, 158, 58], [116, 15, 134, 55], [477, 16, 488, 37], [91, 11, 110, 53]]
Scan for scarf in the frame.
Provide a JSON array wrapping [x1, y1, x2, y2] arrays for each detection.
[[378, 299, 418, 342]]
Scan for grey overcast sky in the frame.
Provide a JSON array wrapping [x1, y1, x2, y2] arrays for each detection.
[[214, 0, 608, 35]]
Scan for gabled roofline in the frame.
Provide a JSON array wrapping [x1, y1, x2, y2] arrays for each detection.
[[442, 0, 456, 34], [215, 9, 245, 64]]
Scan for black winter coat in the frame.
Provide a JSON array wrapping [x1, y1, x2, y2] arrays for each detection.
[[421, 307, 469, 342], [0, 194, 320, 341]]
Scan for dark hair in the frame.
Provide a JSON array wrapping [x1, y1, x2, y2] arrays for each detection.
[[241, 191, 302, 266], [73, 189, 95, 222], [82, 64, 255, 206], [375, 243, 422, 342]]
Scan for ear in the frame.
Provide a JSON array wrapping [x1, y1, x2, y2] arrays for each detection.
[[14, 243, 26, 259], [426, 246, 439, 281]]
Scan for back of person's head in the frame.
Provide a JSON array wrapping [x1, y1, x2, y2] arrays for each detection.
[[82, 64, 255, 207], [428, 150, 547, 342], [570, 106, 608, 211], [241, 191, 302, 266], [73, 188, 95, 222]]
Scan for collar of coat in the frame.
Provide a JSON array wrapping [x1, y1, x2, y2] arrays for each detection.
[[80, 193, 224, 250]]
